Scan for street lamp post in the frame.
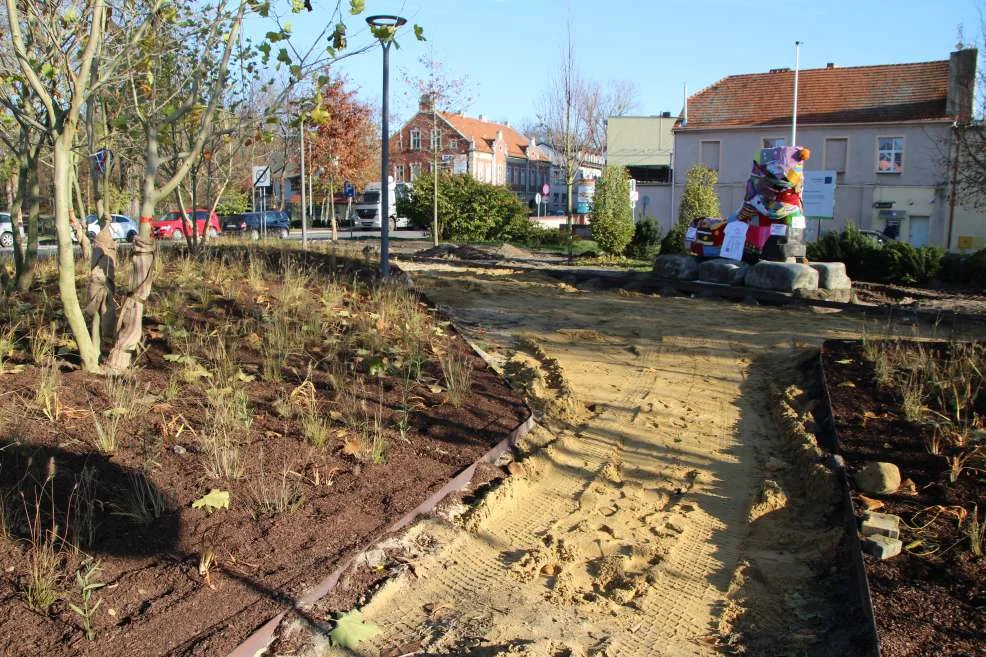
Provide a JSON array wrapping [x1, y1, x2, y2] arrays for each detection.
[[300, 113, 308, 249], [366, 14, 407, 278]]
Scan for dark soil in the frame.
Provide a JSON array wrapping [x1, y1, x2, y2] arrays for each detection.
[[821, 340, 986, 657], [0, 249, 528, 657]]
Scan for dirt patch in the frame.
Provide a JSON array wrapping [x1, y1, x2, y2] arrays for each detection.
[[822, 340, 986, 657], [0, 248, 527, 657], [271, 262, 948, 657]]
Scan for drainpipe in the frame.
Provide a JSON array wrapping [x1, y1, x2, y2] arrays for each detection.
[[947, 122, 959, 250]]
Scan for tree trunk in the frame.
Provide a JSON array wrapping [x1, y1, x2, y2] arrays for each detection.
[[17, 155, 41, 293], [329, 180, 337, 241], [54, 133, 101, 372], [9, 150, 26, 290], [86, 229, 117, 352]]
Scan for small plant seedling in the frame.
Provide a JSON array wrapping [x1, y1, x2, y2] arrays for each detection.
[[329, 608, 380, 649], [192, 489, 230, 514], [69, 561, 106, 641], [198, 544, 217, 589], [966, 504, 984, 557]]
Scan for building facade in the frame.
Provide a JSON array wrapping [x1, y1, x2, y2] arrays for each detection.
[[389, 98, 549, 206], [671, 49, 979, 250]]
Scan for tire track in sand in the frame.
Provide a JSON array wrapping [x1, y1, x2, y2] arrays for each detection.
[[307, 267, 872, 657]]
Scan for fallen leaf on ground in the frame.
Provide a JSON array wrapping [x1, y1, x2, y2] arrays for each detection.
[[857, 495, 884, 511], [329, 609, 380, 648]]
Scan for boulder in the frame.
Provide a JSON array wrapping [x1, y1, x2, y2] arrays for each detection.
[[745, 261, 819, 292], [699, 258, 750, 286], [653, 254, 699, 281], [809, 262, 852, 290], [853, 461, 901, 495]]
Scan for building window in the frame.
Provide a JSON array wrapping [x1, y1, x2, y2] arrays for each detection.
[[449, 138, 458, 149], [700, 140, 721, 170], [394, 164, 405, 182], [521, 170, 527, 185], [497, 163, 504, 183], [824, 138, 848, 173], [877, 137, 903, 173], [762, 137, 785, 148], [410, 162, 421, 181], [410, 129, 421, 151], [430, 128, 441, 150]]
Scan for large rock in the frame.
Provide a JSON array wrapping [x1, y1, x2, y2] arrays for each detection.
[[793, 287, 853, 303], [699, 258, 750, 286], [653, 254, 699, 281], [810, 262, 852, 290], [745, 261, 819, 292], [853, 461, 901, 495]]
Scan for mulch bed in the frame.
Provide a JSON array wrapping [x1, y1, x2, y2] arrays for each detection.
[[821, 340, 986, 657], [0, 249, 528, 657]]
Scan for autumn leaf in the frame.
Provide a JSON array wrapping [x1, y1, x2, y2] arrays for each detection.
[[192, 489, 230, 514], [329, 609, 380, 648], [413, 24, 426, 41], [350, 0, 365, 14]]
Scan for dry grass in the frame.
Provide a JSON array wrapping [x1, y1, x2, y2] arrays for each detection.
[[439, 341, 473, 408], [112, 471, 167, 526]]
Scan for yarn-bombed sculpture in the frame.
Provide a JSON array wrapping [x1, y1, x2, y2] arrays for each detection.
[[684, 146, 810, 262]]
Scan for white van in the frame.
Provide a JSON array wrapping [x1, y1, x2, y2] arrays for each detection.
[[354, 181, 411, 230]]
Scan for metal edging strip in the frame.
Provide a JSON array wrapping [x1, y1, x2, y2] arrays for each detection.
[[818, 341, 882, 657], [226, 267, 534, 657]]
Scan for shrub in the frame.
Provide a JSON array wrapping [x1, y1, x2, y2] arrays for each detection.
[[808, 226, 947, 285], [399, 171, 530, 242], [625, 216, 662, 260], [215, 189, 249, 217], [663, 164, 720, 255], [589, 166, 635, 255]]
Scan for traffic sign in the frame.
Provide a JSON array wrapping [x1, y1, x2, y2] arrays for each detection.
[[343, 181, 356, 199], [252, 165, 271, 188], [535, 192, 542, 206]]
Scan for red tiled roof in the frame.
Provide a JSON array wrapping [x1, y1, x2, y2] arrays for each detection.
[[440, 112, 548, 160], [679, 60, 951, 129]]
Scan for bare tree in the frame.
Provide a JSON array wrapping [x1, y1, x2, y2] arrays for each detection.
[[535, 22, 603, 237]]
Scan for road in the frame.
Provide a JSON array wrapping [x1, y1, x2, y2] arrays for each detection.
[[0, 228, 429, 259]]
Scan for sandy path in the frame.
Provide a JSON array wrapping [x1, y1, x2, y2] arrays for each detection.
[[308, 265, 948, 657]]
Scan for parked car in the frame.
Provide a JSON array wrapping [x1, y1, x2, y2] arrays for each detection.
[[857, 229, 895, 246], [81, 213, 139, 242], [0, 212, 24, 248], [221, 211, 291, 239], [152, 209, 221, 240]]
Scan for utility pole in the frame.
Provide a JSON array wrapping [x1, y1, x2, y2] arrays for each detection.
[[791, 41, 801, 146]]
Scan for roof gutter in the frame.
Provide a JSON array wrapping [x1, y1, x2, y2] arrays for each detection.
[[673, 118, 954, 133]]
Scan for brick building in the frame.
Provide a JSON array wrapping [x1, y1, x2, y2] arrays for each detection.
[[390, 97, 550, 206]]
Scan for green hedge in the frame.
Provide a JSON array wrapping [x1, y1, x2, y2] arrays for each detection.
[[808, 225, 985, 288], [398, 171, 532, 242]]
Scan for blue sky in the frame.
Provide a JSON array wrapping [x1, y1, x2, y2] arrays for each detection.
[[265, 0, 981, 128]]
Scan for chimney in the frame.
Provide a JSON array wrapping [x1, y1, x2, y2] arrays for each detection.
[[418, 94, 433, 112], [826, 62, 835, 68], [495, 129, 503, 142], [478, 113, 487, 122], [661, 111, 671, 118], [947, 48, 977, 122], [504, 120, 510, 127]]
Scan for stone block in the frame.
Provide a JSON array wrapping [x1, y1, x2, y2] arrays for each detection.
[[861, 534, 902, 560], [744, 261, 819, 292], [809, 262, 852, 290], [793, 287, 853, 303], [653, 254, 699, 281], [860, 511, 901, 539], [699, 258, 750, 286], [853, 461, 901, 495]]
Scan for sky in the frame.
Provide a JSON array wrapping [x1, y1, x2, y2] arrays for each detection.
[[249, 0, 982, 129]]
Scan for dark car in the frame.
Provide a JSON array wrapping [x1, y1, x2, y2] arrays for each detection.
[[221, 211, 291, 239]]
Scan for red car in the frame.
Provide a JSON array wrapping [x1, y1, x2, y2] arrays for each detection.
[[152, 209, 221, 241]]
